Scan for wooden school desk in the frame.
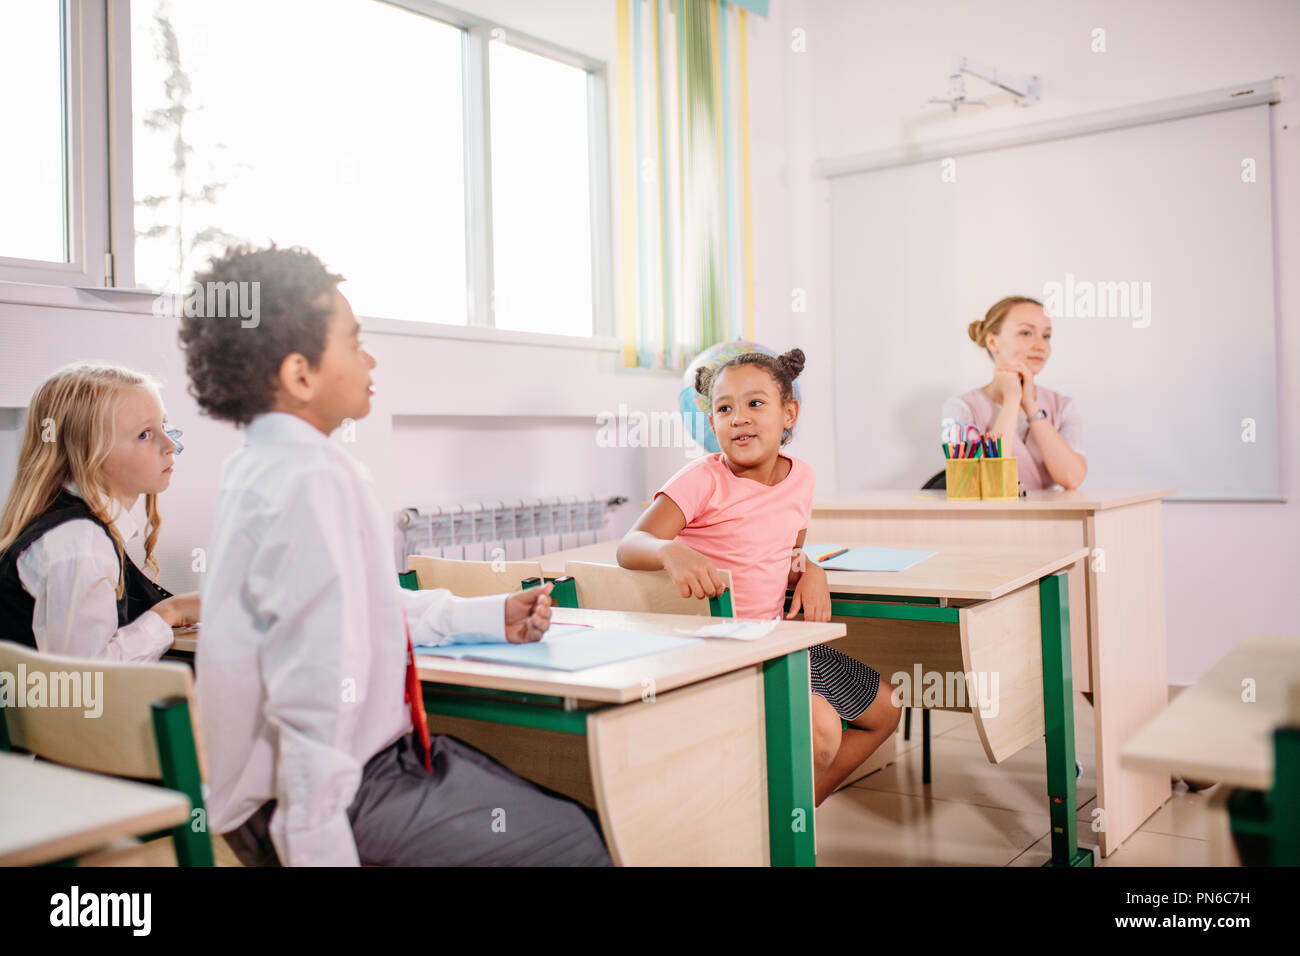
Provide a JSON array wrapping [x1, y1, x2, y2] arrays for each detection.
[[533, 540, 1094, 866], [0, 752, 191, 866], [418, 607, 844, 866], [170, 619, 836, 865], [167, 624, 199, 655], [1121, 635, 1300, 865], [807, 489, 1175, 857]]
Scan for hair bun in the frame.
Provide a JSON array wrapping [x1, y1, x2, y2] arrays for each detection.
[[777, 348, 806, 380], [694, 364, 714, 396], [967, 319, 984, 344]]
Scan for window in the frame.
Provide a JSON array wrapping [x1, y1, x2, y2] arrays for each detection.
[[2, 1, 611, 339], [489, 40, 595, 337], [130, 0, 468, 325], [0, 1, 69, 263]]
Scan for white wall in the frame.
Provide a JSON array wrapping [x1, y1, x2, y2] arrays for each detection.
[[744, 0, 1300, 682], [0, 289, 692, 595]]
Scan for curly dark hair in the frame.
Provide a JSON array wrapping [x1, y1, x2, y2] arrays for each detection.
[[694, 347, 806, 445], [177, 243, 344, 425]]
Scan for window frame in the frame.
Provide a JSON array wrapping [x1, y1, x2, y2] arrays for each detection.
[[7, 0, 616, 341], [0, 0, 111, 287], [390, 0, 614, 337]]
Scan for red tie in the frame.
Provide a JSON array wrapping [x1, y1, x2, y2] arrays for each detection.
[[404, 617, 433, 773]]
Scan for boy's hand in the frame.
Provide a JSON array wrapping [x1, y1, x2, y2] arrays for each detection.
[[661, 542, 728, 600], [787, 563, 831, 622], [504, 583, 552, 644]]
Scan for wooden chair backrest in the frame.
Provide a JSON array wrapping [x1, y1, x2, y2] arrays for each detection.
[[407, 555, 546, 597], [0, 640, 204, 781], [564, 561, 734, 616]]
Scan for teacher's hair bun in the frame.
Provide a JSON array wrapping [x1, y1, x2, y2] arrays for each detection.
[[967, 319, 985, 343]]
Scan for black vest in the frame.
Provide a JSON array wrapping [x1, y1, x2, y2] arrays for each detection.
[[0, 489, 173, 648]]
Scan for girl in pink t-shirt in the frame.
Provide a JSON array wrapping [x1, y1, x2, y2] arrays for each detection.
[[618, 348, 901, 806]]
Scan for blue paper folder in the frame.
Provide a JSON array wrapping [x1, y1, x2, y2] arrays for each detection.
[[802, 544, 935, 572], [416, 626, 702, 672]]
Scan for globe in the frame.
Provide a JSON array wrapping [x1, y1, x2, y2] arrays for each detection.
[[677, 340, 802, 453]]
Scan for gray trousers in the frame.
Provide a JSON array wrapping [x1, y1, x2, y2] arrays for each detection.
[[223, 734, 612, 866]]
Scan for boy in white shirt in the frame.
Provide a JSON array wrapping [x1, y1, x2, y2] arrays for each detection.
[[179, 244, 610, 866]]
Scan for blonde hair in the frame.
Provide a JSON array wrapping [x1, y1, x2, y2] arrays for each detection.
[[967, 296, 1043, 359], [0, 363, 165, 597]]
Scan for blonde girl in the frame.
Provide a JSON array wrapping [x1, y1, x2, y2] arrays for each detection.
[[0, 363, 198, 658]]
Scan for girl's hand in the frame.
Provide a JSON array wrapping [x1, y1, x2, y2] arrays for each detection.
[[661, 542, 728, 599], [504, 583, 552, 644], [787, 563, 831, 622], [154, 592, 200, 627], [1013, 361, 1039, 414], [989, 366, 1023, 407]]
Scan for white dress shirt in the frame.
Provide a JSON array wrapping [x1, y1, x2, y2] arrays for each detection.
[[197, 411, 508, 867], [14, 482, 173, 661]]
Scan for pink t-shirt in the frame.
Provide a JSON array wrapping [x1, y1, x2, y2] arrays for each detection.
[[941, 385, 1084, 491], [654, 453, 815, 620]]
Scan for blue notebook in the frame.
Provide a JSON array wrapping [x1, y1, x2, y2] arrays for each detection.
[[802, 544, 935, 572], [416, 626, 702, 672]]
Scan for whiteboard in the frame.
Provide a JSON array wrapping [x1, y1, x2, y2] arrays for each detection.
[[828, 104, 1280, 500]]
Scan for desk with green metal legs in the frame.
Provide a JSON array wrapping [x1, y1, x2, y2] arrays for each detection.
[[412, 600, 841, 867], [525, 541, 1094, 867], [1121, 635, 1300, 866], [815, 555, 1093, 867]]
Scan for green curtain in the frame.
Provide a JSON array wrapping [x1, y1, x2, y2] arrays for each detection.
[[616, 0, 758, 370]]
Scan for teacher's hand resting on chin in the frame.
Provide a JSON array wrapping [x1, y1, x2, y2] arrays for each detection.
[[941, 295, 1088, 491]]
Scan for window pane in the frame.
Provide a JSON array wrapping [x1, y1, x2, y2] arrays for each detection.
[[0, 1, 68, 263], [489, 42, 593, 337], [131, 0, 467, 325]]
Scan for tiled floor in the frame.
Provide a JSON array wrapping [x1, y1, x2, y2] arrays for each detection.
[[818, 697, 1218, 866], [92, 694, 1220, 868]]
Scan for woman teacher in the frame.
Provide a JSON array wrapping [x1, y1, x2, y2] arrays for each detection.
[[942, 295, 1087, 490]]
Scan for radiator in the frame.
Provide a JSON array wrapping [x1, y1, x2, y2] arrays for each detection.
[[395, 495, 626, 570]]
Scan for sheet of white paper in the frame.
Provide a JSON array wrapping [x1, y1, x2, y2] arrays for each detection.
[[676, 619, 778, 641]]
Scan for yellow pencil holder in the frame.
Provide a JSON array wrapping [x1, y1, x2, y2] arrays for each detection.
[[979, 457, 1019, 501], [944, 459, 982, 501]]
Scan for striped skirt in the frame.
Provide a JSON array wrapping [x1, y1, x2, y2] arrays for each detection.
[[810, 644, 882, 722]]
